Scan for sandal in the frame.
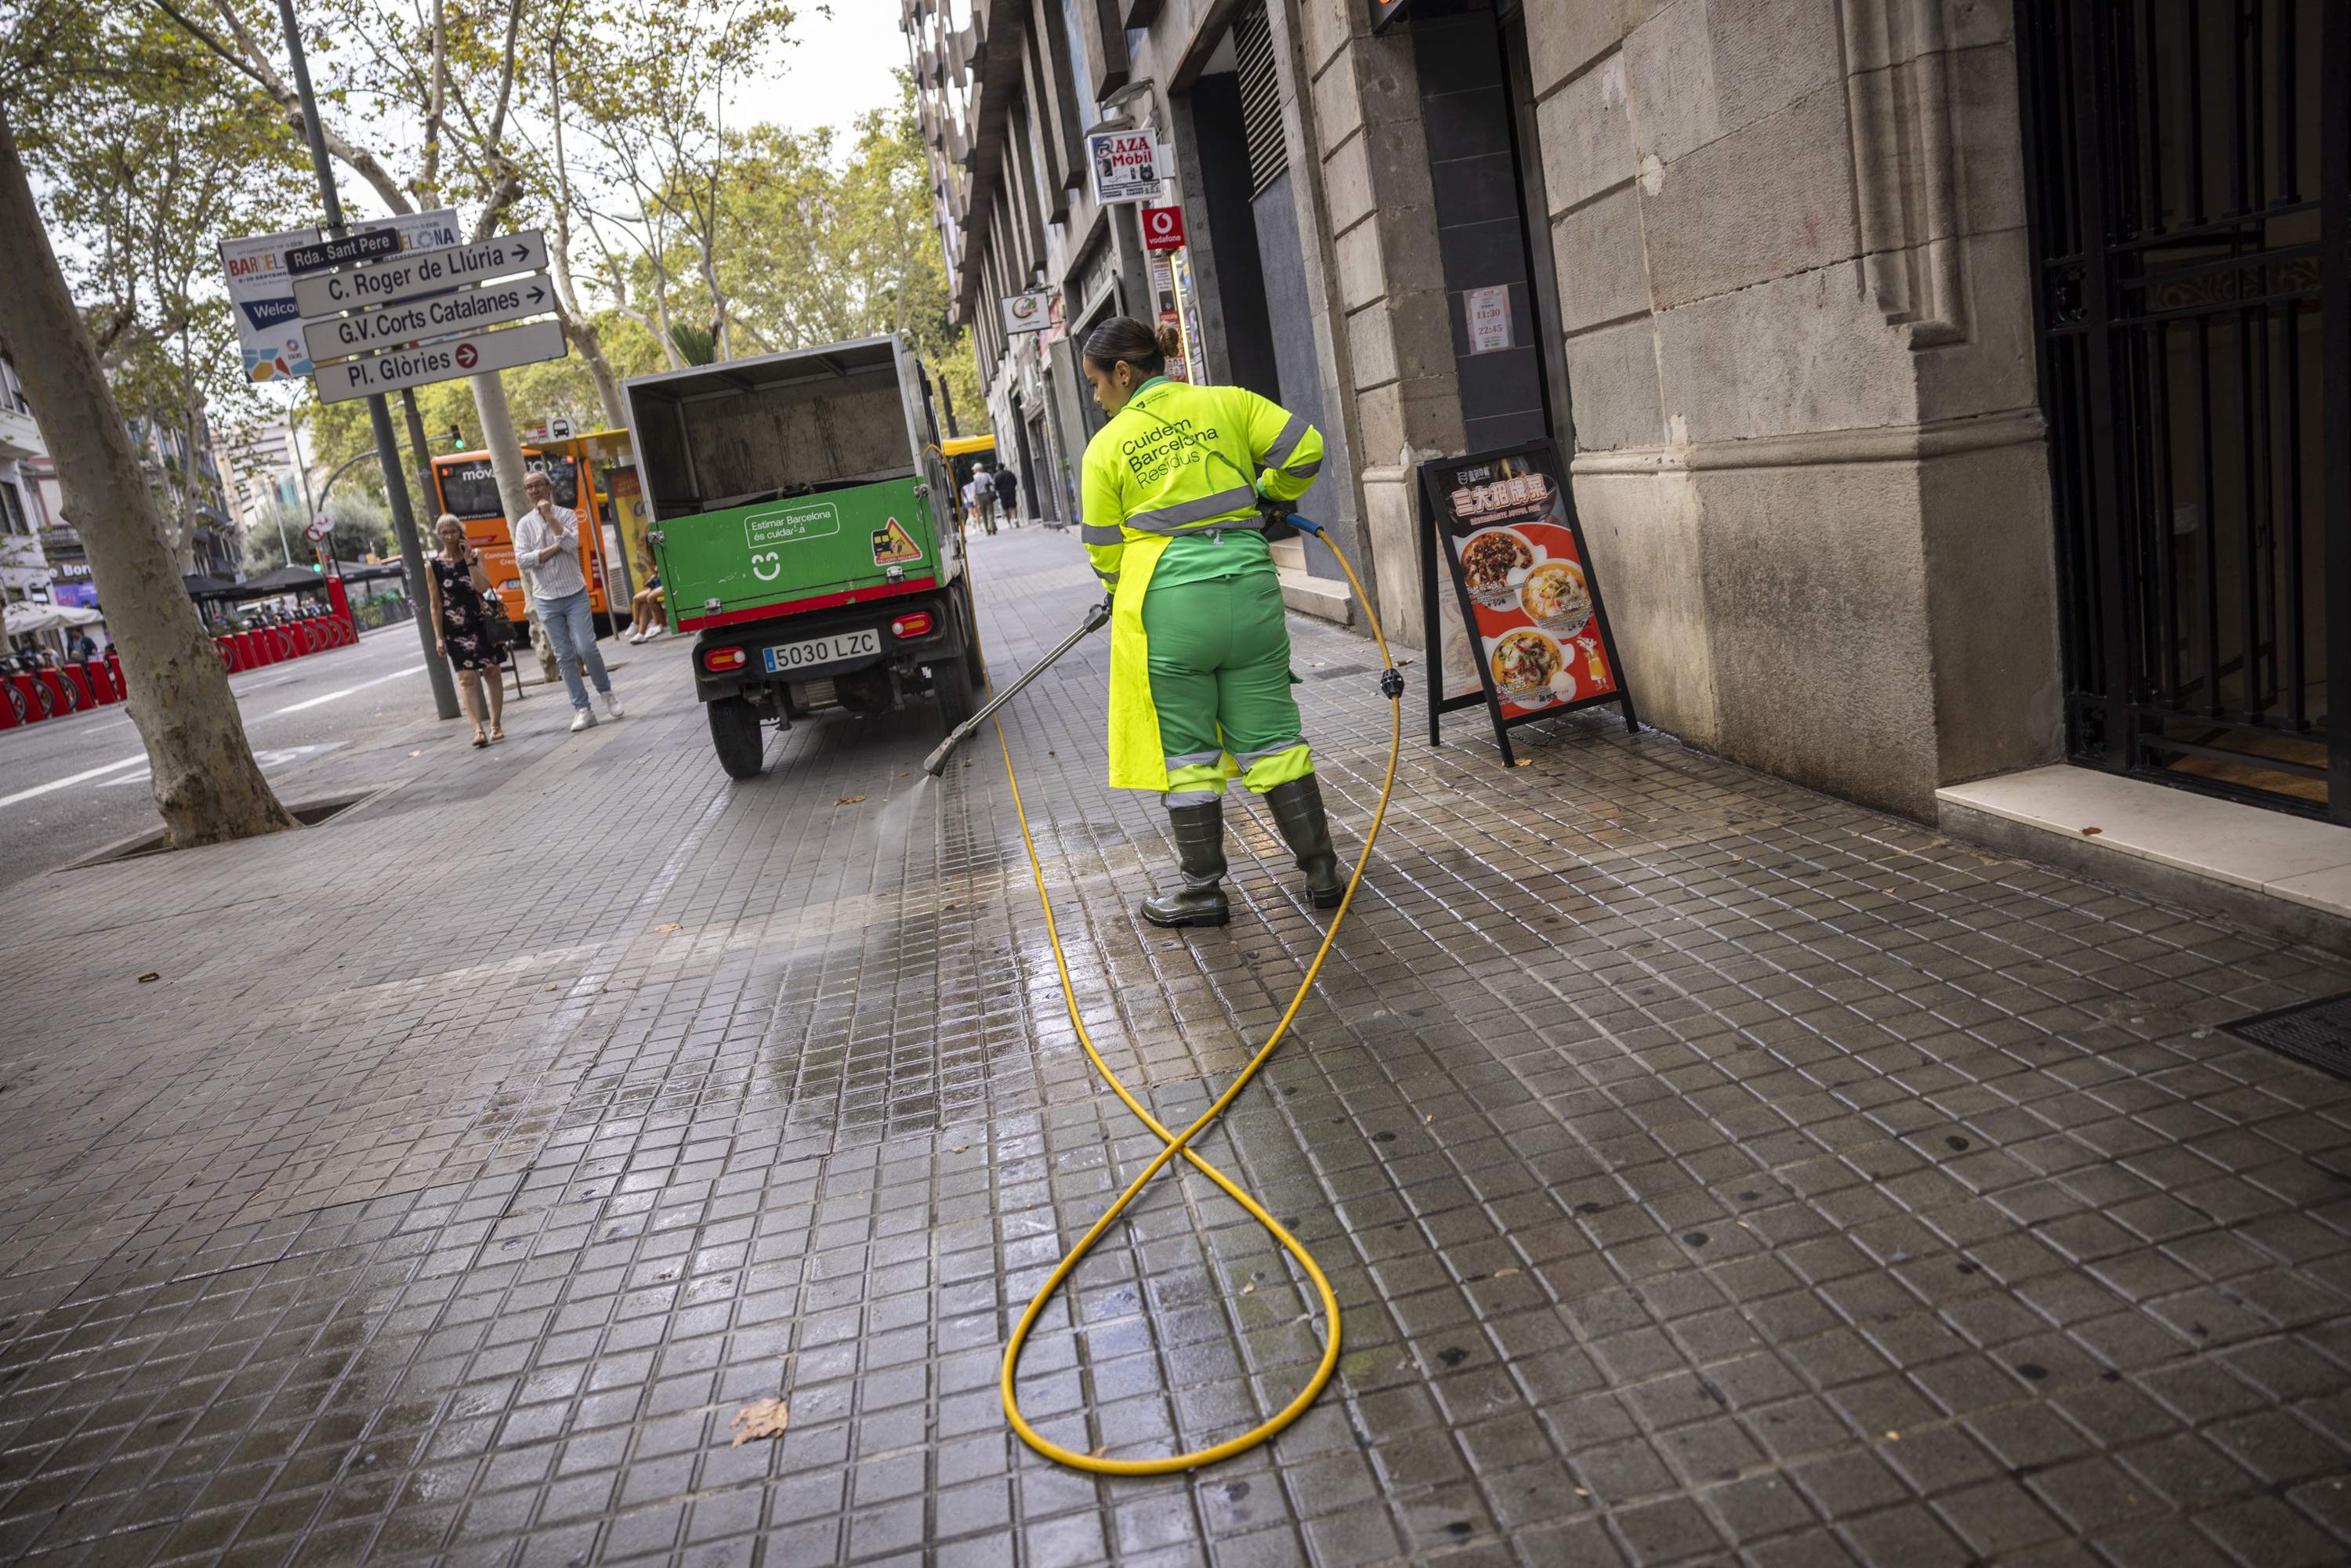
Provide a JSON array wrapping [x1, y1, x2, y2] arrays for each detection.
[[471, 730, 488, 748], [488, 726, 504, 742]]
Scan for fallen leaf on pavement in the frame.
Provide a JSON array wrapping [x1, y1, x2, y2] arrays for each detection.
[[1494, 1267, 1520, 1277], [2081, 826, 2103, 836], [655, 922, 681, 932], [730, 1399, 789, 1446], [1089, 1445, 1109, 1458], [961, 759, 973, 767], [136, 972, 159, 983], [836, 795, 866, 805], [1514, 759, 1531, 767]]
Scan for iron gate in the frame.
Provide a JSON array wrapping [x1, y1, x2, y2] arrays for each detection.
[[2019, 0, 2349, 820]]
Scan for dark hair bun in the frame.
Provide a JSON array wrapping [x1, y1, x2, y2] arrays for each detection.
[[1154, 322, 1185, 360], [1082, 315, 1170, 375]]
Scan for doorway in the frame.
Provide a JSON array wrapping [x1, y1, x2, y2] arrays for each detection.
[[2019, 0, 2349, 820]]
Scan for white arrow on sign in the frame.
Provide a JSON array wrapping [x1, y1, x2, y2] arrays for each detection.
[[310, 318, 568, 405], [292, 229, 545, 318], [302, 273, 553, 363]]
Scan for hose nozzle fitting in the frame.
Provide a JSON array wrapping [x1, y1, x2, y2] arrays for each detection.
[[1379, 668, 1405, 700]]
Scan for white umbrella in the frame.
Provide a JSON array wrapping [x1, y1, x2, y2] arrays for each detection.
[[2, 600, 63, 636]]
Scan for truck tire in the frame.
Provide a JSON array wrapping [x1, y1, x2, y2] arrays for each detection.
[[708, 696, 766, 779], [933, 655, 976, 734]]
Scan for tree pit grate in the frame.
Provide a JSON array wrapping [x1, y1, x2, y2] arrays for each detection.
[[2222, 991, 2351, 1082]]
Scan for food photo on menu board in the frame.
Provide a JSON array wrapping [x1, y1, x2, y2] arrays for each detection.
[[1439, 456, 1619, 719]]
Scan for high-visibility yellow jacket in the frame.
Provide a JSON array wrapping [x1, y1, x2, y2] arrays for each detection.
[[1079, 377, 1324, 790]]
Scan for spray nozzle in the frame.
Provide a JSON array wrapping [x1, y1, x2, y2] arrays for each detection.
[[1379, 668, 1405, 700], [1288, 513, 1325, 538]]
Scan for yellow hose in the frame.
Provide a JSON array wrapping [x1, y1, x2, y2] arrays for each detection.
[[993, 533, 1402, 1474]]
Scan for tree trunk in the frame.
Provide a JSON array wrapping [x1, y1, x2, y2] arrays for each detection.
[[0, 107, 295, 846], [468, 371, 560, 681]]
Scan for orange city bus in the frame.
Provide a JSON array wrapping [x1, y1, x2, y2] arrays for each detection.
[[430, 443, 622, 635]]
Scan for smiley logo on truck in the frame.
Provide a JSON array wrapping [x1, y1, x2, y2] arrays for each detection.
[[751, 549, 782, 581]]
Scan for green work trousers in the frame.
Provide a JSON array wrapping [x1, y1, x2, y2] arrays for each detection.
[[1139, 567, 1314, 805]]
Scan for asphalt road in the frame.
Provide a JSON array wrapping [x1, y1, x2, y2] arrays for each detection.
[[0, 624, 449, 893]]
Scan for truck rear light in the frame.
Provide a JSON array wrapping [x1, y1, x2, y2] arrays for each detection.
[[703, 646, 748, 672], [890, 611, 934, 639]]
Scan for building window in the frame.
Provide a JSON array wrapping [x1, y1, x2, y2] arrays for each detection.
[[0, 480, 28, 538]]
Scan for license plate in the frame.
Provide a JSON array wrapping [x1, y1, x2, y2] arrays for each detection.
[[764, 628, 881, 673]]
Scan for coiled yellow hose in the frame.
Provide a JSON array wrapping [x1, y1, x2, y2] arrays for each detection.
[[994, 531, 1402, 1473]]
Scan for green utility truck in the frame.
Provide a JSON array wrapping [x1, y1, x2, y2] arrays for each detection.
[[623, 336, 983, 778]]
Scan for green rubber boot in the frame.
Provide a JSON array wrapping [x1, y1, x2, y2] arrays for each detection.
[[1264, 776, 1346, 910], [1140, 801, 1230, 928]]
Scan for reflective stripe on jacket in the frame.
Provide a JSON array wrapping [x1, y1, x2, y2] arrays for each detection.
[[1078, 378, 1324, 791]]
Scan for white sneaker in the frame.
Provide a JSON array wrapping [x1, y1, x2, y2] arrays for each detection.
[[641, 626, 667, 643], [570, 708, 597, 733], [601, 691, 625, 719], [626, 630, 644, 644]]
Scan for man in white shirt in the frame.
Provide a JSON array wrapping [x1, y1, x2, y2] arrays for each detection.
[[513, 469, 622, 731]]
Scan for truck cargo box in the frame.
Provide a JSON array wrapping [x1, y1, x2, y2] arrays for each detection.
[[624, 336, 956, 632]]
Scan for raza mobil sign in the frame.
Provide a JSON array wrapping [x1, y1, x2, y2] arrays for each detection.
[[1085, 130, 1166, 205]]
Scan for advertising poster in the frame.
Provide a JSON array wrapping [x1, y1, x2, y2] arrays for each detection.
[[1417, 440, 1634, 765], [1086, 130, 1167, 205], [607, 465, 652, 585], [220, 226, 321, 383]]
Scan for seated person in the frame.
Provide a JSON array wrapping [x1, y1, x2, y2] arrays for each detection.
[[627, 565, 666, 643]]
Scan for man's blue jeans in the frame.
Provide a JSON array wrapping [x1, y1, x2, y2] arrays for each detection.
[[538, 588, 609, 710]]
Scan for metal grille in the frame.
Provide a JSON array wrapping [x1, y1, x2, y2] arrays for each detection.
[[2019, 0, 2351, 822], [2225, 990, 2351, 1080], [1234, 0, 1288, 199]]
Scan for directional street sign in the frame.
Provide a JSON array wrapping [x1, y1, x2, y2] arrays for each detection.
[[293, 229, 545, 317], [310, 318, 567, 405], [302, 272, 553, 363], [285, 228, 400, 277]]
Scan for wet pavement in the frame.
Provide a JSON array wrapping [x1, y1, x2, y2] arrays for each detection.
[[4, 525, 2351, 1566]]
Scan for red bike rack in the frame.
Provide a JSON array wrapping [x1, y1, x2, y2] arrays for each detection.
[[58, 665, 97, 710], [9, 672, 52, 723]]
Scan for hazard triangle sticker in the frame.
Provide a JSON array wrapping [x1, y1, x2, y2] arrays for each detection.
[[871, 517, 924, 567]]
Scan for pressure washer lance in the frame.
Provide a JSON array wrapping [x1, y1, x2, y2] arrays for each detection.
[[922, 596, 1112, 775]]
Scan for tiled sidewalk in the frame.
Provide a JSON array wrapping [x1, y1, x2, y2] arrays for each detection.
[[3, 527, 2350, 1567]]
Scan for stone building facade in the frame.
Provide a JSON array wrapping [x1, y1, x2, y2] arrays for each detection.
[[906, 0, 2345, 858]]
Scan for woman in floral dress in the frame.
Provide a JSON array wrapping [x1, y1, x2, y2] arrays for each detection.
[[426, 514, 507, 747]]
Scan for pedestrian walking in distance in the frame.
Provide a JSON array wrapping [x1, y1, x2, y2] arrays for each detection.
[[992, 462, 1020, 529], [1078, 316, 1342, 928], [425, 515, 507, 748], [513, 469, 621, 732]]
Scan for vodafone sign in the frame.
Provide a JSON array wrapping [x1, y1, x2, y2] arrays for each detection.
[[1086, 130, 1167, 205], [1140, 205, 1186, 252]]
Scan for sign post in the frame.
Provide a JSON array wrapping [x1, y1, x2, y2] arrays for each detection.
[[1416, 439, 1635, 766], [270, 0, 458, 720]]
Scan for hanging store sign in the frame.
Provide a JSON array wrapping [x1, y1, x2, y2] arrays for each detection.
[[1417, 439, 1636, 766], [310, 319, 567, 405], [1140, 205, 1186, 251], [292, 229, 545, 317], [302, 272, 553, 362], [1002, 288, 1055, 335], [1368, 0, 1415, 33], [1086, 130, 1168, 205]]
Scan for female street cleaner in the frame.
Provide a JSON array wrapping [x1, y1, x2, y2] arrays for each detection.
[[1078, 317, 1345, 928]]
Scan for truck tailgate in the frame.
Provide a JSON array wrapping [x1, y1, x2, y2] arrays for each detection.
[[655, 476, 941, 629]]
